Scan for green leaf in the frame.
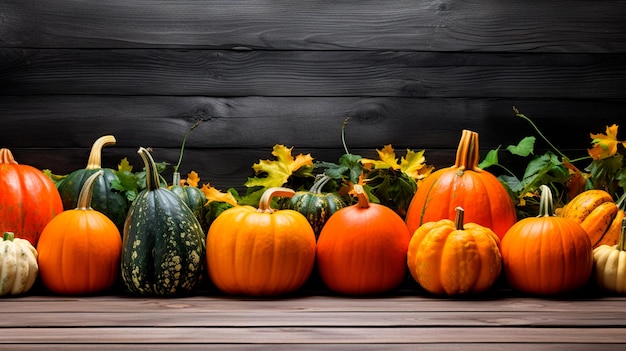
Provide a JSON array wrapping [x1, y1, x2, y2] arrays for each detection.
[[478, 148, 500, 169], [506, 136, 535, 157]]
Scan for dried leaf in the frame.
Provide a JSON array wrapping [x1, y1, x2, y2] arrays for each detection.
[[244, 144, 314, 188], [588, 124, 626, 160]]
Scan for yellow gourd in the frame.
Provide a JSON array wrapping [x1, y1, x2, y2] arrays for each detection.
[[0, 232, 39, 296], [593, 218, 626, 293]]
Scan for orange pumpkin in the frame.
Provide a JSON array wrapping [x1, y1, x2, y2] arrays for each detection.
[[407, 207, 502, 296], [501, 185, 593, 295], [0, 148, 63, 246], [37, 171, 122, 295], [559, 189, 625, 248], [316, 185, 411, 295], [405, 130, 517, 240], [206, 187, 316, 296]]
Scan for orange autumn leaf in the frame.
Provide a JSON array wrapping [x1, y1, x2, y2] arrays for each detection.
[[588, 124, 626, 160], [200, 183, 239, 207], [185, 171, 201, 187]]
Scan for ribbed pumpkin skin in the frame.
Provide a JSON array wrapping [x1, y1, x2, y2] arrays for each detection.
[[0, 148, 64, 246], [38, 171, 122, 295], [501, 186, 593, 295], [407, 210, 502, 296], [206, 188, 316, 296], [592, 218, 626, 294], [405, 130, 517, 240], [121, 148, 205, 297], [559, 190, 624, 248], [0, 232, 39, 296], [317, 187, 410, 295]]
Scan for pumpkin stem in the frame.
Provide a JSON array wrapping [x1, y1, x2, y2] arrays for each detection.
[[0, 148, 18, 165], [309, 174, 331, 194], [137, 147, 161, 191], [618, 218, 626, 252], [454, 206, 465, 230], [2, 232, 15, 241], [258, 187, 296, 213], [76, 170, 103, 210], [454, 130, 481, 172], [537, 185, 556, 217], [86, 135, 116, 170], [172, 172, 182, 187], [353, 184, 370, 209]]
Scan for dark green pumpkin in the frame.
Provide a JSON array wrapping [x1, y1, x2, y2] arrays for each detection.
[[121, 147, 205, 296], [280, 175, 346, 240], [57, 135, 129, 233], [169, 172, 209, 233]]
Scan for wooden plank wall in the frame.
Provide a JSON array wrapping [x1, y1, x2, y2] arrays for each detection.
[[1, 0, 625, 191]]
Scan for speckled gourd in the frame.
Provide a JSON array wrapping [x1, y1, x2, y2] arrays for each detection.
[[121, 147, 205, 296]]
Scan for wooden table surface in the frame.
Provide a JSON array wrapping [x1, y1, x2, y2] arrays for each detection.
[[2, 281, 626, 350]]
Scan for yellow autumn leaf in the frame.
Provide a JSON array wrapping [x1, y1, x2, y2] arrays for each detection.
[[244, 144, 314, 188], [588, 124, 626, 160], [186, 171, 201, 187], [200, 183, 238, 207], [361, 144, 400, 170], [401, 149, 434, 182], [361, 144, 433, 182], [117, 157, 133, 172]]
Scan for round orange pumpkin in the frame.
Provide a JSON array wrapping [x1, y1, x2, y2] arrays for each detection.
[[37, 171, 122, 295], [316, 185, 411, 295], [206, 187, 316, 296], [0, 148, 64, 246], [559, 189, 625, 248], [407, 207, 502, 296], [501, 185, 593, 295], [405, 130, 517, 240]]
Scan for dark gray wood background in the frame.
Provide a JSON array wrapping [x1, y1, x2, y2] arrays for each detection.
[[2, 0, 625, 190]]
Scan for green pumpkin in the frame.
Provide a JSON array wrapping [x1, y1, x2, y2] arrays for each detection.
[[57, 135, 129, 233], [169, 172, 209, 233], [280, 175, 346, 240], [121, 147, 205, 296]]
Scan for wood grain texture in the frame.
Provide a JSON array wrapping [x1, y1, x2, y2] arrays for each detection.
[[2, 0, 625, 53], [2, 49, 625, 98], [1, 294, 626, 348]]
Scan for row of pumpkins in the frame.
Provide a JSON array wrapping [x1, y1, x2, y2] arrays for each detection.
[[1, 131, 626, 297]]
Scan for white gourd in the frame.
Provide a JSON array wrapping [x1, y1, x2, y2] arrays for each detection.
[[0, 232, 39, 295], [593, 218, 626, 293]]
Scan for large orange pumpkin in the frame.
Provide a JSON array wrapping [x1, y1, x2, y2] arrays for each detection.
[[0, 148, 63, 246], [316, 185, 411, 295], [407, 207, 502, 296], [405, 130, 517, 240], [558, 189, 625, 248], [37, 171, 122, 295], [501, 185, 593, 295], [206, 187, 316, 296]]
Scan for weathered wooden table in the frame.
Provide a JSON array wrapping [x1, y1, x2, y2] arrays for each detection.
[[2, 280, 626, 350]]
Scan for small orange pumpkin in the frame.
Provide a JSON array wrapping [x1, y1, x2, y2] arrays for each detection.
[[559, 189, 625, 248], [206, 187, 316, 296], [316, 185, 411, 295], [407, 207, 502, 296], [37, 171, 122, 295], [0, 148, 64, 246], [501, 185, 593, 295]]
